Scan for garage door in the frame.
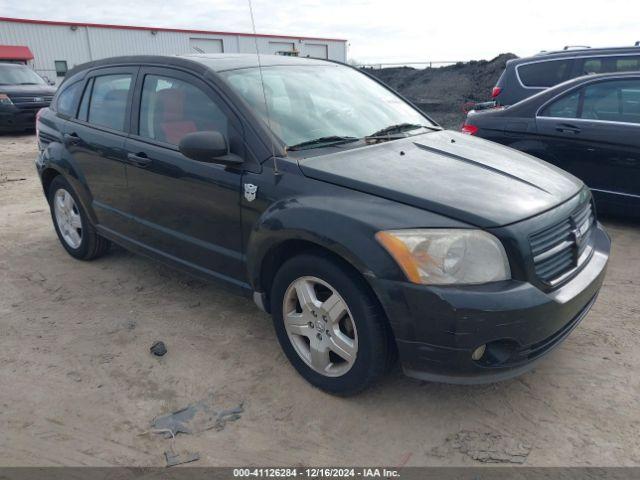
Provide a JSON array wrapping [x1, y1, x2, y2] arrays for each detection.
[[268, 42, 295, 55], [306, 44, 328, 59], [189, 38, 224, 54]]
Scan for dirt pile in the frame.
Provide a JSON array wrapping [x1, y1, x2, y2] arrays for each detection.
[[363, 53, 518, 129]]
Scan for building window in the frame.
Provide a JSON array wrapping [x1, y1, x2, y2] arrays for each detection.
[[55, 60, 68, 78]]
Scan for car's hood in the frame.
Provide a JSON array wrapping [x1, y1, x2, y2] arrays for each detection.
[[3, 84, 57, 97], [297, 130, 583, 228]]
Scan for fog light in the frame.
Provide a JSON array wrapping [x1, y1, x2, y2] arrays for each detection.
[[471, 344, 486, 361]]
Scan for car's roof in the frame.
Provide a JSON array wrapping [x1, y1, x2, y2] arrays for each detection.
[[508, 46, 640, 65], [181, 53, 332, 71], [63, 53, 337, 84]]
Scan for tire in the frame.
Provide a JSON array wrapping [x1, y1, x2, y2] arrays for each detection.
[[48, 175, 110, 260], [271, 252, 392, 395]]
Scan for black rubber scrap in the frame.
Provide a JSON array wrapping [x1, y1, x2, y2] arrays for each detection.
[[150, 341, 167, 357]]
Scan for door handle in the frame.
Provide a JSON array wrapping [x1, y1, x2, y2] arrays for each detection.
[[127, 152, 152, 168], [63, 132, 81, 145], [556, 124, 581, 134]]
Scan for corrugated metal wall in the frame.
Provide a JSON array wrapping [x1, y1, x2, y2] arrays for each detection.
[[0, 20, 347, 84]]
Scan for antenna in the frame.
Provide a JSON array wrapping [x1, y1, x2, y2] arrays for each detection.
[[247, 0, 280, 175]]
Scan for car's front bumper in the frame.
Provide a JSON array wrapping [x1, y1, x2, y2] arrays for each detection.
[[371, 223, 610, 384], [0, 105, 42, 132]]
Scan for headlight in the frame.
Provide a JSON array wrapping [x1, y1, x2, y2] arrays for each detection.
[[376, 229, 511, 285], [0, 94, 13, 105]]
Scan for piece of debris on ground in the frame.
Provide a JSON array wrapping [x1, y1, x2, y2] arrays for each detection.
[[150, 340, 167, 357], [431, 430, 532, 464], [164, 449, 200, 467], [151, 394, 244, 438]]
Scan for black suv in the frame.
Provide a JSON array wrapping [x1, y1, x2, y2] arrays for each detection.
[[491, 45, 640, 106], [36, 54, 610, 394], [0, 62, 56, 132]]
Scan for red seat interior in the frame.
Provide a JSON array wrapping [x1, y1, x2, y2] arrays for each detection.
[[154, 88, 197, 144]]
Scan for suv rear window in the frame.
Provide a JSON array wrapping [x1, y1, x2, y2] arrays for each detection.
[[518, 60, 572, 88]]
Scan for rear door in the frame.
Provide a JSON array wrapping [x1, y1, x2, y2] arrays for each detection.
[[124, 66, 248, 287], [64, 66, 138, 234], [536, 78, 640, 199]]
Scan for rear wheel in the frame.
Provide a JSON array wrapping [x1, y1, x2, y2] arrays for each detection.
[[48, 176, 110, 260], [271, 253, 391, 395]]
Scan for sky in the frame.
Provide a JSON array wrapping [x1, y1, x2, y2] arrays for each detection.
[[1, 0, 638, 64]]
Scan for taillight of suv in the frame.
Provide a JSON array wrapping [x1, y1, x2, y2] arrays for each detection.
[[461, 123, 478, 135]]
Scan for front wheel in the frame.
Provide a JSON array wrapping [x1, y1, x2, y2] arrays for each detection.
[[271, 253, 392, 395]]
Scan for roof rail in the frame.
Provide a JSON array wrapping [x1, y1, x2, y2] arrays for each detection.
[[563, 45, 591, 50]]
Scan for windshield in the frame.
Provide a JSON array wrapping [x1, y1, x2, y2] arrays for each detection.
[[0, 64, 46, 85], [220, 64, 436, 147]]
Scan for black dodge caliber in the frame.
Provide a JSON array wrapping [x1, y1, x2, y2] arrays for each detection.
[[36, 54, 610, 395]]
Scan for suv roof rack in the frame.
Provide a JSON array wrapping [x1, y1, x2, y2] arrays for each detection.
[[563, 45, 591, 50]]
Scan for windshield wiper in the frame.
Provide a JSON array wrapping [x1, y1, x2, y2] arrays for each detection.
[[366, 123, 441, 139], [288, 135, 359, 151]]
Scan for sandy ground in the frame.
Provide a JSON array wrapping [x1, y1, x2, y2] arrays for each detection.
[[0, 133, 639, 467]]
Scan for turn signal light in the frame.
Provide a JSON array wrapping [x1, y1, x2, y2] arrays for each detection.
[[491, 86, 502, 98]]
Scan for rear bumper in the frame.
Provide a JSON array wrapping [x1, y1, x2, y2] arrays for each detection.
[[371, 223, 610, 384]]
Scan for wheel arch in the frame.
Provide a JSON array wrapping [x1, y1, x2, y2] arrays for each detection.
[[39, 156, 98, 226], [255, 237, 374, 314]]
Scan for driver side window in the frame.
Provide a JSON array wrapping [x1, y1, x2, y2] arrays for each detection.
[[139, 74, 228, 146]]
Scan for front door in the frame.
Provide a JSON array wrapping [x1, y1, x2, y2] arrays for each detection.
[[124, 67, 248, 288]]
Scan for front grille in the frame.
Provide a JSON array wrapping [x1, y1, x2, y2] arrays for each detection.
[[10, 95, 53, 111], [530, 201, 595, 286]]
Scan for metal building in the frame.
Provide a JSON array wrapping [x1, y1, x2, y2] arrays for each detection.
[[0, 17, 348, 84]]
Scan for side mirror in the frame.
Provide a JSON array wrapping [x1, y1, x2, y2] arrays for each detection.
[[178, 131, 243, 166]]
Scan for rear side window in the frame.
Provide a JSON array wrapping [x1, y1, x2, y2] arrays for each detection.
[[138, 74, 228, 146], [541, 90, 580, 118], [86, 74, 132, 131], [579, 56, 640, 74], [56, 81, 83, 117], [541, 79, 640, 124], [518, 60, 572, 88], [582, 79, 640, 124], [615, 56, 640, 72]]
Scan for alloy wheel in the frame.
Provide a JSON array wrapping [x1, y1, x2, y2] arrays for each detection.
[[282, 276, 358, 377], [53, 188, 83, 249]]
